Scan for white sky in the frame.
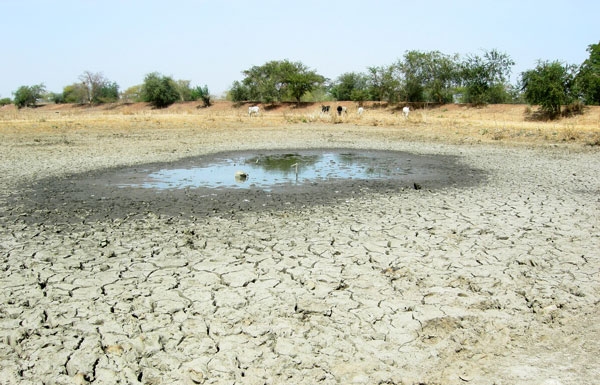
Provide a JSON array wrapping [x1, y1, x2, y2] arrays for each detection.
[[1, 0, 598, 99]]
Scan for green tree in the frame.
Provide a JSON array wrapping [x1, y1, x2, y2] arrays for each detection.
[[242, 61, 280, 102], [13, 83, 46, 108], [121, 85, 143, 103], [330, 72, 370, 101], [141, 72, 180, 108], [63, 83, 88, 104], [285, 65, 325, 103], [0, 97, 11, 106], [575, 42, 600, 105], [175, 80, 192, 101], [236, 60, 325, 103], [366, 65, 399, 102], [397, 50, 460, 103], [79, 71, 119, 104], [521, 60, 577, 117], [460, 49, 514, 105], [47, 92, 65, 104], [96, 81, 119, 103], [228, 81, 250, 102], [191, 85, 211, 107]]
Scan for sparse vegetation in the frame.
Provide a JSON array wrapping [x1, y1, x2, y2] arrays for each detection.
[[5, 41, 600, 124], [1, 101, 598, 147]]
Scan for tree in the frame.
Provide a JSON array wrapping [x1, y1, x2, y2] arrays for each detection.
[[241, 61, 280, 102], [521, 60, 577, 117], [235, 60, 325, 103], [397, 50, 460, 103], [366, 65, 399, 102], [13, 83, 46, 108], [330, 72, 370, 101], [63, 83, 88, 104], [78, 71, 118, 104], [96, 81, 119, 103], [282, 62, 325, 103], [575, 41, 600, 105], [228, 81, 250, 102], [141, 72, 180, 108], [47, 92, 65, 104], [121, 85, 143, 103], [460, 49, 514, 105], [191, 85, 211, 107], [175, 80, 192, 102]]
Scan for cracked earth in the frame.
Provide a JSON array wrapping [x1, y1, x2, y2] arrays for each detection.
[[0, 124, 599, 384]]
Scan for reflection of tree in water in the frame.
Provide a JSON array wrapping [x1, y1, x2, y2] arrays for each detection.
[[245, 151, 395, 178], [247, 153, 320, 173], [337, 153, 392, 176]]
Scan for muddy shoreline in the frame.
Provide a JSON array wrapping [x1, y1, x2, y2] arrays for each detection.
[[12, 148, 486, 225]]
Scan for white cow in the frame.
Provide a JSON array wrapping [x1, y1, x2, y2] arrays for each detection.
[[402, 106, 410, 118], [357, 107, 364, 116], [248, 106, 260, 116]]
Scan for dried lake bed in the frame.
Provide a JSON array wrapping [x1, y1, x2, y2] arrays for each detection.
[[0, 121, 599, 384]]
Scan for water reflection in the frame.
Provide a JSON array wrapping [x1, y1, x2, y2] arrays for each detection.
[[121, 150, 411, 191]]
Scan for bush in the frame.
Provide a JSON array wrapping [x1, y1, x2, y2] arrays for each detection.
[[228, 81, 249, 102], [0, 97, 11, 106], [13, 84, 46, 108], [96, 82, 119, 103], [141, 72, 179, 108], [521, 60, 577, 118], [62, 84, 87, 104], [48, 93, 65, 104], [191, 85, 211, 107], [562, 101, 585, 117]]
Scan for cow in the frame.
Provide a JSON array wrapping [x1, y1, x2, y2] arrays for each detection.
[[357, 107, 364, 116], [321, 105, 330, 113], [402, 106, 410, 118], [248, 106, 260, 116], [336, 106, 347, 116]]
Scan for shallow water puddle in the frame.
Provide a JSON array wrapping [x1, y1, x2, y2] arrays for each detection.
[[120, 150, 412, 190]]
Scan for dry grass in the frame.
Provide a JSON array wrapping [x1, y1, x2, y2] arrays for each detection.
[[1, 101, 599, 147]]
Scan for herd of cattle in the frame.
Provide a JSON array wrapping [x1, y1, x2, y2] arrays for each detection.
[[248, 105, 410, 118]]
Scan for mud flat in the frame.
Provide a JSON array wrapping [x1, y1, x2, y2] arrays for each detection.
[[0, 122, 599, 384]]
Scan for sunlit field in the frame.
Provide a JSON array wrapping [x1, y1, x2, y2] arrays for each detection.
[[1, 101, 599, 146]]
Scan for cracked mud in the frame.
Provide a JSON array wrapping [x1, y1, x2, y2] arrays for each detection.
[[1, 126, 599, 384]]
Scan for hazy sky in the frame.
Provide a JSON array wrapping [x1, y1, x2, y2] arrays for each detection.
[[2, 0, 598, 99]]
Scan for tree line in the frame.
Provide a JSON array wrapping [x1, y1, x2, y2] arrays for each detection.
[[3, 42, 599, 119], [4, 71, 211, 110]]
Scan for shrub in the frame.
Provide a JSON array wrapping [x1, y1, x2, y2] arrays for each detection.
[[191, 85, 211, 107], [141, 72, 179, 108], [13, 84, 46, 108], [562, 101, 585, 117]]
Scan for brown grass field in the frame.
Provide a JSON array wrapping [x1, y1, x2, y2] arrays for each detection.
[[1, 101, 599, 147]]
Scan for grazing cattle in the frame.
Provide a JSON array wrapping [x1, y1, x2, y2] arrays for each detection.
[[248, 106, 260, 116], [336, 106, 347, 116], [321, 105, 330, 113], [357, 107, 364, 116], [402, 106, 410, 118]]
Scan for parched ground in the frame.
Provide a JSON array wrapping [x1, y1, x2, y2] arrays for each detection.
[[0, 102, 599, 384]]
